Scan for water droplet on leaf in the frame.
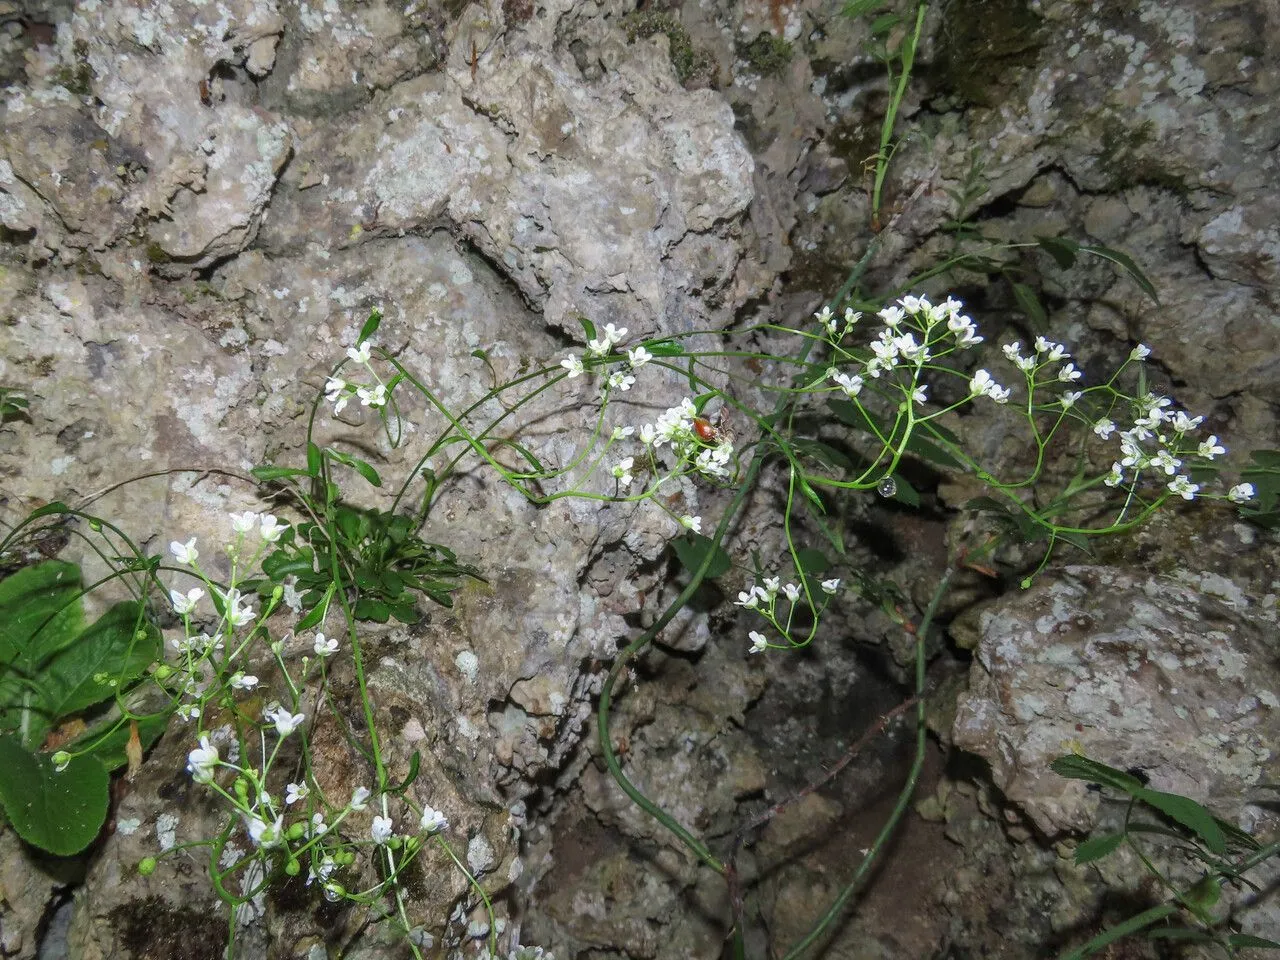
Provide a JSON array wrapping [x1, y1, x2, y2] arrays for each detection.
[[877, 477, 897, 498]]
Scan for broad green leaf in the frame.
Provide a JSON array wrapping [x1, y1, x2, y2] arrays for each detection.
[[354, 597, 391, 623], [1035, 234, 1078, 270], [37, 603, 162, 744], [294, 583, 335, 633], [1079, 244, 1159, 303], [328, 451, 382, 488], [0, 733, 109, 855], [0, 560, 84, 669], [357, 308, 382, 345], [1074, 832, 1124, 865], [793, 548, 831, 575], [670, 533, 732, 579], [577, 315, 597, 343], [1133, 788, 1226, 854], [1247, 449, 1280, 469], [888, 474, 919, 507], [1050, 755, 1147, 795], [1055, 531, 1096, 557]]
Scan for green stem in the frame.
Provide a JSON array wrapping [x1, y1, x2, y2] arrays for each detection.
[[780, 565, 955, 959]]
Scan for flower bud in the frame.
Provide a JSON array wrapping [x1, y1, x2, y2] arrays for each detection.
[[138, 857, 157, 876], [51, 750, 72, 772], [271, 584, 284, 603], [153, 664, 173, 680], [287, 821, 307, 841], [89, 518, 103, 532], [285, 858, 301, 876], [234, 777, 249, 800]]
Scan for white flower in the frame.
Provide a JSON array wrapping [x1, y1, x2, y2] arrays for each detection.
[[247, 814, 284, 849], [286, 782, 310, 805], [612, 457, 634, 489], [639, 424, 656, 446], [350, 786, 371, 811], [968, 369, 998, 398], [814, 305, 834, 331], [606, 371, 636, 392], [170, 587, 204, 615], [833, 372, 863, 398], [879, 305, 905, 327], [843, 307, 862, 328], [762, 576, 780, 598], [748, 631, 768, 655], [1058, 362, 1083, 383], [610, 425, 635, 441], [1060, 391, 1082, 409], [259, 514, 287, 542], [587, 337, 611, 357], [229, 511, 259, 533], [782, 583, 801, 603], [308, 813, 328, 837], [1198, 435, 1226, 459], [735, 589, 759, 609], [267, 705, 306, 737], [949, 316, 983, 346], [1034, 337, 1067, 362], [1130, 344, 1151, 361], [170, 538, 199, 566], [1228, 483, 1255, 503], [1093, 418, 1117, 439], [1152, 449, 1181, 476], [988, 383, 1011, 403], [419, 805, 448, 834], [371, 815, 394, 845], [357, 384, 387, 407], [324, 376, 346, 402], [560, 355, 584, 378], [679, 515, 702, 534], [900, 294, 930, 316], [187, 736, 219, 783], [347, 342, 371, 364], [1104, 463, 1124, 488], [231, 673, 260, 691], [313, 633, 338, 657], [602, 322, 628, 346], [911, 385, 928, 406], [627, 346, 653, 368], [1167, 475, 1199, 500], [821, 578, 840, 595], [218, 587, 257, 627], [1171, 411, 1203, 433]]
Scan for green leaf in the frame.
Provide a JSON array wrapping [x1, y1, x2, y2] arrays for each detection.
[[1145, 928, 1216, 943], [842, 0, 887, 17], [251, 465, 312, 482], [1055, 531, 1095, 557], [1035, 234, 1079, 270], [327, 450, 382, 488], [670, 533, 732, 580], [1228, 934, 1280, 949], [1050, 755, 1147, 795], [577, 315, 597, 343], [1079, 244, 1159, 303], [37, 603, 162, 742], [793, 548, 831, 576], [642, 339, 686, 357], [294, 585, 335, 633], [1074, 832, 1124, 865], [1133, 788, 1226, 854], [385, 751, 421, 796], [0, 733, 109, 855], [353, 597, 391, 623], [888, 473, 919, 507], [1011, 282, 1048, 331], [307, 442, 323, 477], [23, 502, 69, 521], [357, 307, 382, 345], [389, 600, 421, 623], [0, 560, 83, 670], [1246, 449, 1280, 469]]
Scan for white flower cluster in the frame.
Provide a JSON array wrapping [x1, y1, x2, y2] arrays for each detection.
[[735, 575, 840, 654], [559, 323, 653, 397], [324, 341, 389, 413], [820, 294, 985, 407]]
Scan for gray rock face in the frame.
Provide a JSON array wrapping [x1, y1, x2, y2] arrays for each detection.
[[954, 565, 1279, 837]]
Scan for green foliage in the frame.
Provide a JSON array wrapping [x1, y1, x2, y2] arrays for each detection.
[[1052, 754, 1279, 958], [737, 32, 793, 77], [621, 11, 718, 87], [1238, 448, 1280, 528], [0, 560, 162, 855], [247, 503, 482, 625], [0, 386, 28, 425]]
